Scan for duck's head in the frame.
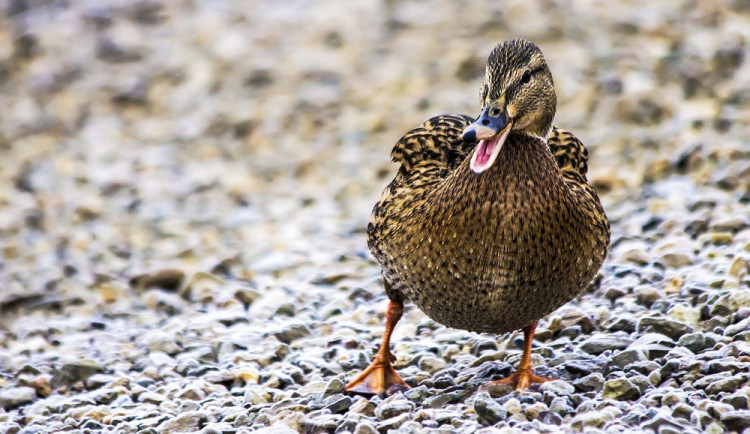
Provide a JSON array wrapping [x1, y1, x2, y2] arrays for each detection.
[[461, 39, 557, 174]]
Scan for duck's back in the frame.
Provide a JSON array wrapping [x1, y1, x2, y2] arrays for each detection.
[[368, 116, 609, 333]]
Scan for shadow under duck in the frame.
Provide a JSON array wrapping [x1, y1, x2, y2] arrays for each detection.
[[346, 39, 610, 395]]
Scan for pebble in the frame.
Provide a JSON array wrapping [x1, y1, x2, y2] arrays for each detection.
[[539, 380, 575, 396], [502, 397, 522, 415], [637, 316, 693, 340], [130, 269, 186, 292], [580, 333, 632, 355], [374, 395, 414, 420], [667, 304, 701, 326], [474, 392, 507, 425], [350, 398, 376, 416], [602, 378, 641, 401], [376, 413, 410, 432], [659, 251, 694, 268], [418, 356, 447, 374], [51, 360, 105, 389], [611, 349, 647, 368], [635, 285, 662, 306], [721, 410, 750, 431], [156, 411, 211, 434], [0, 386, 37, 410], [573, 373, 605, 392]]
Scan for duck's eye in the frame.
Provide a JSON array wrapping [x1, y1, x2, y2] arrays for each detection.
[[521, 70, 532, 84]]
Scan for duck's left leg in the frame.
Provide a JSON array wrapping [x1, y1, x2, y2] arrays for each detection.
[[345, 300, 409, 396], [490, 321, 556, 390]]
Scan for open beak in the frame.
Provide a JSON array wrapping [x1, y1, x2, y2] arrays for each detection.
[[460, 107, 512, 174]]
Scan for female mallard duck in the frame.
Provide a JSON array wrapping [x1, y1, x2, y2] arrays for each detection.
[[346, 38, 610, 395]]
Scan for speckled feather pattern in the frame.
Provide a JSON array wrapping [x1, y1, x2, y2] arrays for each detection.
[[368, 115, 610, 334]]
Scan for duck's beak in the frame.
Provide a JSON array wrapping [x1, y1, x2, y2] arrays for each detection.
[[460, 107, 513, 174]]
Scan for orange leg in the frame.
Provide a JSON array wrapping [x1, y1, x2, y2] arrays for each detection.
[[489, 321, 555, 390], [345, 300, 409, 395]]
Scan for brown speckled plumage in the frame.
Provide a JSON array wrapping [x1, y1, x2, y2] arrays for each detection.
[[347, 39, 610, 395], [367, 41, 610, 334], [369, 120, 609, 333]]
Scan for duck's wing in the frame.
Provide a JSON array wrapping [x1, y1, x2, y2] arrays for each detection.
[[548, 126, 590, 183], [368, 115, 474, 278], [390, 114, 476, 176], [548, 126, 610, 242]]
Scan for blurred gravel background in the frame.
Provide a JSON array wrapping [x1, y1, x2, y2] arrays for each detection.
[[0, 0, 749, 433]]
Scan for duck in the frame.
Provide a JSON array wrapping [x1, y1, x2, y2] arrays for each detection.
[[346, 38, 610, 395]]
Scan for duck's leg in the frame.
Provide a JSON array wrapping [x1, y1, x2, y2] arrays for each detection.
[[490, 321, 555, 390], [345, 300, 409, 395]]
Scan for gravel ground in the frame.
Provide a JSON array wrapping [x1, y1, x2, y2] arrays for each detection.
[[1, 1, 749, 433]]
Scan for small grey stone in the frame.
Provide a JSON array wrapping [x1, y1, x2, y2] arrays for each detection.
[[51, 360, 105, 389], [502, 397, 522, 414], [724, 317, 750, 337], [638, 316, 693, 340], [706, 374, 745, 394], [579, 334, 633, 355], [139, 391, 166, 404], [706, 401, 734, 419], [156, 411, 210, 434], [434, 409, 461, 425], [243, 386, 270, 405], [640, 414, 695, 433], [375, 395, 414, 419], [635, 285, 662, 306], [273, 323, 311, 344], [539, 380, 575, 396], [322, 377, 345, 397], [0, 386, 37, 410], [376, 413, 410, 433], [130, 269, 185, 291], [611, 349, 647, 368], [570, 410, 614, 430], [234, 287, 261, 308], [722, 392, 748, 410], [659, 251, 694, 268], [324, 394, 353, 413], [93, 388, 118, 404], [474, 392, 507, 425], [677, 332, 716, 353], [549, 397, 573, 416], [354, 421, 379, 434], [602, 378, 641, 401], [524, 402, 549, 419], [607, 316, 637, 333], [573, 373, 605, 392], [626, 360, 662, 376], [253, 427, 297, 434], [403, 385, 428, 403], [304, 414, 340, 433], [418, 355, 446, 374], [85, 373, 117, 389], [673, 403, 694, 420], [537, 410, 563, 425], [665, 345, 695, 360], [629, 374, 652, 394], [350, 397, 376, 416], [628, 333, 676, 359], [721, 410, 750, 431], [424, 393, 454, 408]]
